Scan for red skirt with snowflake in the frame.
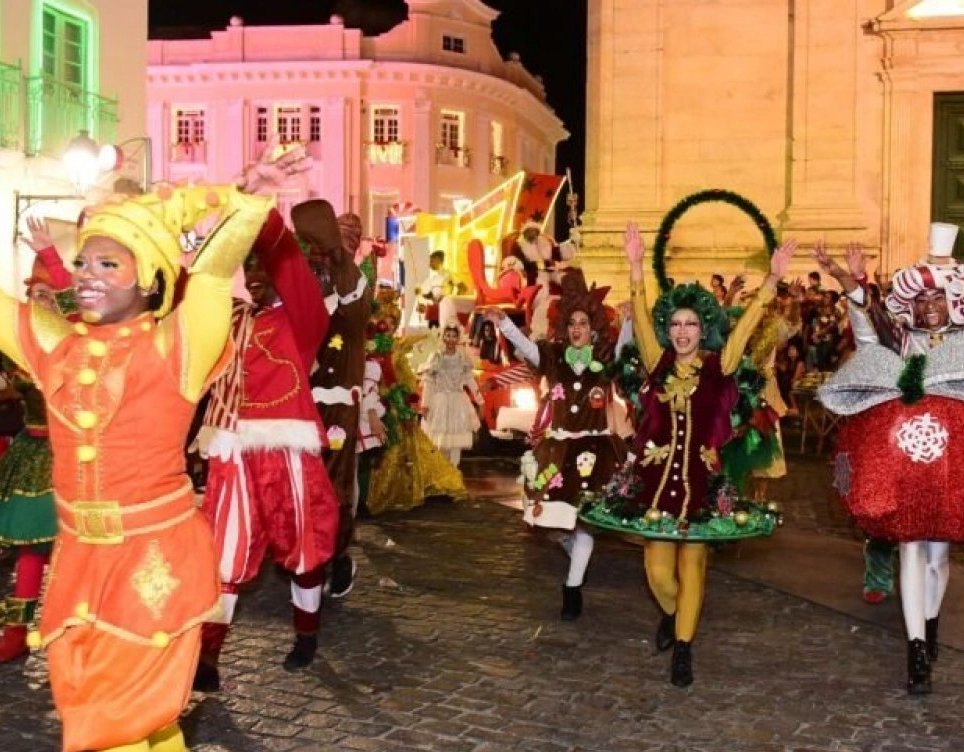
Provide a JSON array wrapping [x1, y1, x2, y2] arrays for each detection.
[[832, 395, 964, 542]]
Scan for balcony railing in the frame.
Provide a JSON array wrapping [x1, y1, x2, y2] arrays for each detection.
[[0, 61, 22, 149], [170, 140, 207, 163], [366, 140, 406, 166], [436, 144, 471, 168], [25, 75, 117, 157], [489, 155, 508, 176]]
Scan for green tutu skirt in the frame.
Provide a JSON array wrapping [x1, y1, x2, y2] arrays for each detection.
[[0, 431, 56, 545]]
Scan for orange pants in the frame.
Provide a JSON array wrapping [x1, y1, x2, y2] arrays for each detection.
[[48, 624, 200, 752]]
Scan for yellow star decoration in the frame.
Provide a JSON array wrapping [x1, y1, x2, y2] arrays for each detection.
[[131, 540, 181, 620], [329, 334, 344, 350]]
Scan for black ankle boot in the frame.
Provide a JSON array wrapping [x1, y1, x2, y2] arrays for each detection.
[[925, 617, 939, 663], [283, 633, 318, 671], [655, 611, 675, 653], [560, 585, 582, 621], [907, 638, 932, 695], [671, 640, 693, 687], [192, 659, 221, 693]]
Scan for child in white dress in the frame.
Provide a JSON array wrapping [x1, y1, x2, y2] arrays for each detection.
[[420, 321, 483, 467]]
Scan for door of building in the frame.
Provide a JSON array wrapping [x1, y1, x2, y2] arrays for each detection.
[[932, 93, 964, 258]]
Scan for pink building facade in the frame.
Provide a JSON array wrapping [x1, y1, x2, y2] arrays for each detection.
[[146, 0, 568, 236]]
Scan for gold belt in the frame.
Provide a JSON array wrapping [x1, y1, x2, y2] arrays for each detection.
[[57, 481, 196, 545]]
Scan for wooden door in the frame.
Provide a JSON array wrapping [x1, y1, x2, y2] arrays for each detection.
[[932, 93, 964, 258]]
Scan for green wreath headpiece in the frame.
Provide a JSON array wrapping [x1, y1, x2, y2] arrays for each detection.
[[652, 284, 730, 352], [652, 189, 778, 293]]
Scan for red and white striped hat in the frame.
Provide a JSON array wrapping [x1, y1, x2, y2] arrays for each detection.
[[886, 263, 964, 328]]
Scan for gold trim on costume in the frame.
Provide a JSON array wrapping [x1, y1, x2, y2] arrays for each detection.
[[130, 540, 181, 619], [699, 446, 718, 472]]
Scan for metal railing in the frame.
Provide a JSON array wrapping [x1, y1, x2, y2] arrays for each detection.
[[169, 140, 207, 163], [436, 144, 471, 168], [489, 154, 508, 175], [366, 140, 406, 165], [25, 75, 117, 157], [0, 61, 22, 149]]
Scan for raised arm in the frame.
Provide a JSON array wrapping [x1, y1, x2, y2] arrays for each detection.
[[171, 188, 273, 401], [625, 222, 664, 373], [720, 238, 797, 374], [485, 308, 540, 368], [254, 208, 329, 370]]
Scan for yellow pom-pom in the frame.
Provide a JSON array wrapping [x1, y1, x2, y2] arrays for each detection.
[[74, 602, 89, 620], [26, 630, 41, 649], [151, 631, 170, 648]]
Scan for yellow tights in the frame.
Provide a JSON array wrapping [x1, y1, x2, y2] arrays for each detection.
[[101, 723, 187, 752], [643, 540, 708, 642]]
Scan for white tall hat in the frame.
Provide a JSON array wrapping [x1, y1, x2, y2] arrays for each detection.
[[929, 222, 959, 258]]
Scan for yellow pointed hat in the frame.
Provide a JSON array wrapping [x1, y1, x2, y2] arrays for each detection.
[[77, 185, 246, 318]]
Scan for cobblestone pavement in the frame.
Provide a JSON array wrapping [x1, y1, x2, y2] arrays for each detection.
[[2, 441, 964, 751]]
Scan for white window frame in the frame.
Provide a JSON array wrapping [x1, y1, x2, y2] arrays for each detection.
[[372, 105, 400, 144]]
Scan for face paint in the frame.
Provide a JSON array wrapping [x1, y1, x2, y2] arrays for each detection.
[[72, 235, 150, 325]]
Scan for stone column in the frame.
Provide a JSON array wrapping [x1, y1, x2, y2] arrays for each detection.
[[782, 0, 866, 232]]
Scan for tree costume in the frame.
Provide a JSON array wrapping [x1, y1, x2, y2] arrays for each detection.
[[1, 185, 271, 752], [195, 207, 340, 688], [292, 203, 372, 598], [580, 231, 785, 687], [496, 268, 627, 621], [366, 291, 467, 515]]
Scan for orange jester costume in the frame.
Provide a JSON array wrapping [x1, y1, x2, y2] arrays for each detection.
[[0, 185, 272, 752]]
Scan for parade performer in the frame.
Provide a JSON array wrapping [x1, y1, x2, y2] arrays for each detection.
[[420, 320, 484, 468], [816, 225, 964, 694], [293, 203, 372, 600], [1, 181, 275, 752], [0, 235, 74, 662], [194, 202, 340, 691], [580, 223, 792, 687], [367, 291, 468, 515], [484, 268, 627, 622]]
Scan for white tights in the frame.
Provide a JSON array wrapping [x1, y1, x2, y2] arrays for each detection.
[[445, 448, 462, 467], [899, 540, 950, 641], [559, 526, 594, 587]]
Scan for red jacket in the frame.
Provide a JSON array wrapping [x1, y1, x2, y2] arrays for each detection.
[[237, 210, 329, 447]]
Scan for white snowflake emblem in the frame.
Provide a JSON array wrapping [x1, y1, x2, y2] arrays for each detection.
[[895, 413, 949, 463]]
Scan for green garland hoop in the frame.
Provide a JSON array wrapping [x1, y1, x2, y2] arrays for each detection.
[[652, 189, 778, 293]]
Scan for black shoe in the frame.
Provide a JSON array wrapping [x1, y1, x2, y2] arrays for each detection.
[[192, 660, 221, 693], [925, 617, 939, 663], [560, 584, 582, 621], [655, 611, 676, 653], [283, 634, 318, 671], [329, 555, 357, 599], [671, 640, 694, 687], [907, 638, 932, 695]]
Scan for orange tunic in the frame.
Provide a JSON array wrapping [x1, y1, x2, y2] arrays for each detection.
[[16, 306, 225, 752]]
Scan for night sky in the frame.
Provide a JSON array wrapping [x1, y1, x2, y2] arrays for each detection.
[[148, 0, 588, 230]]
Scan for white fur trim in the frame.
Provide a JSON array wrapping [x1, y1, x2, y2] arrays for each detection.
[[312, 385, 360, 405], [237, 419, 323, 452]]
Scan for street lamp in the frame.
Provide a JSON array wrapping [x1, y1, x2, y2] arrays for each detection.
[[62, 130, 100, 195], [63, 131, 152, 195]]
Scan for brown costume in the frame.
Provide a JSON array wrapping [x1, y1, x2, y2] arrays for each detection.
[[292, 203, 373, 560]]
